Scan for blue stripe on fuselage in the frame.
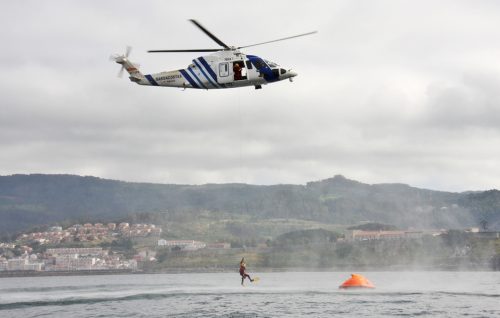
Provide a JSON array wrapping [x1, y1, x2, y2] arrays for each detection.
[[179, 69, 200, 89], [145, 74, 159, 86], [188, 67, 207, 89], [198, 57, 219, 84], [193, 59, 219, 88], [246, 55, 279, 82]]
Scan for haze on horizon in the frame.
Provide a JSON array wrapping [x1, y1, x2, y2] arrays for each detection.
[[1, 1, 500, 192]]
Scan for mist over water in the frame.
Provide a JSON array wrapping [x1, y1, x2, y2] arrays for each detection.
[[1, 272, 499, 317]]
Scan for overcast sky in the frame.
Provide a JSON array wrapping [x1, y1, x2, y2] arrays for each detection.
[[1, 0, 500, 191]]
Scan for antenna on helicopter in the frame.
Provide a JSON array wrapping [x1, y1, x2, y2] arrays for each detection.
[[148, 20, 317, 53]]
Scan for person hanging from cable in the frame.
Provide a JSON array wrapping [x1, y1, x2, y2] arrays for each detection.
[[239, 257, 254, 285]]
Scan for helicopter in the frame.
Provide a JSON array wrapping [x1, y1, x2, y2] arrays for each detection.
[[111, 20, 317, 90]]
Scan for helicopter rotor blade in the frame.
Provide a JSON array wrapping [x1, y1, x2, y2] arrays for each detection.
[[189, 19, 230, 49], [148, 49, 222, 53], [125, 45, 132, 58], [238, 31, 318, 49]]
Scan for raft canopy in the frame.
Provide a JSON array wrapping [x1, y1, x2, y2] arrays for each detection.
[[339, 273, 375, 289]]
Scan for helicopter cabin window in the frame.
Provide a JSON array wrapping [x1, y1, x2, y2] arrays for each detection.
[[233, 61, 247, 81], [245, 60, 252, 69], [219, 63, 229, 77]]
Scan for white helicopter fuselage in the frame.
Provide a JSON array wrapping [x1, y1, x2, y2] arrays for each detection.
[[120, 50, 297, 90]]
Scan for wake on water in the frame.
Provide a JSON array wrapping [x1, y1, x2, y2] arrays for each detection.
[[1, 272, 499, 317], [2, 289, 498, 311]]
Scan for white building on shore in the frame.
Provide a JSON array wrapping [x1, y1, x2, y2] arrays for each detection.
[[46, 247, 106, 257], [51, 254, 96, 271], [5, 258, 43, 271], [158, 240, 206, 251]]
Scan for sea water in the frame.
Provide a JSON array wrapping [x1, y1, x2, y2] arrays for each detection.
[[0, 272, 499, 317]]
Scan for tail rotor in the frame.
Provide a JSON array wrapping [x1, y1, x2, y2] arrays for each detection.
[[110, 46, 134, 78]]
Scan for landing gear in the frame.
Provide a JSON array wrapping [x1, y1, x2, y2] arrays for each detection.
[[254, 85, 262, 90]]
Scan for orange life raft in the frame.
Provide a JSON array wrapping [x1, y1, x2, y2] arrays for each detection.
[[339, 273, 375, 289]]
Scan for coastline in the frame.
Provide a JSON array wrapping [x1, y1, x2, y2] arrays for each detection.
[[0, 269, 136, 278], [1, 263, 496, 278]]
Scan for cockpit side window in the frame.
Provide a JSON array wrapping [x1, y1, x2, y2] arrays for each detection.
[[253, 59, 268, 69], [264, 60, 278, 68]]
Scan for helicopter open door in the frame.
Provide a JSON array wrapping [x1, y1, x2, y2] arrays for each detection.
[[217, 61, 247, 85]]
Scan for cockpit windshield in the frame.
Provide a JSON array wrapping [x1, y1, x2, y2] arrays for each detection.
[[264, 60, 278, 68]]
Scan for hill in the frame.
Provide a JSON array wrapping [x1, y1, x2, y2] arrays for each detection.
[[0, 174, 499, 235]]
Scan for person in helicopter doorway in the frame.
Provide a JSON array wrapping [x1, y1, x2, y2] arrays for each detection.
[[233, 62, 242, 81], [239, 257, 254, 285]]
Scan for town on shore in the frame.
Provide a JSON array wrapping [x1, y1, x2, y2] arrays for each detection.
[[1, 221, 500, 275], [0, 222, 237, 274]]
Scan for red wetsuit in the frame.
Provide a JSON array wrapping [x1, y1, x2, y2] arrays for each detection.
[[240, 263, 252, 281]]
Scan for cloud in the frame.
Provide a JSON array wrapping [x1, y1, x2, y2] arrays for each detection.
[[421, 72, 500, 130], [1, 1, 500, 192]]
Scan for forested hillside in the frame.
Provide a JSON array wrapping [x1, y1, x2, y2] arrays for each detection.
[[0, 174, 499, 234]]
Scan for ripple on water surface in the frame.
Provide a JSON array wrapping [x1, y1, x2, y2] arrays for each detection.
[[0, 272, 499, 317]]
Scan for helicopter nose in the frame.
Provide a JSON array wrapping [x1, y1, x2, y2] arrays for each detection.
[[288, 70, 298, 77]]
